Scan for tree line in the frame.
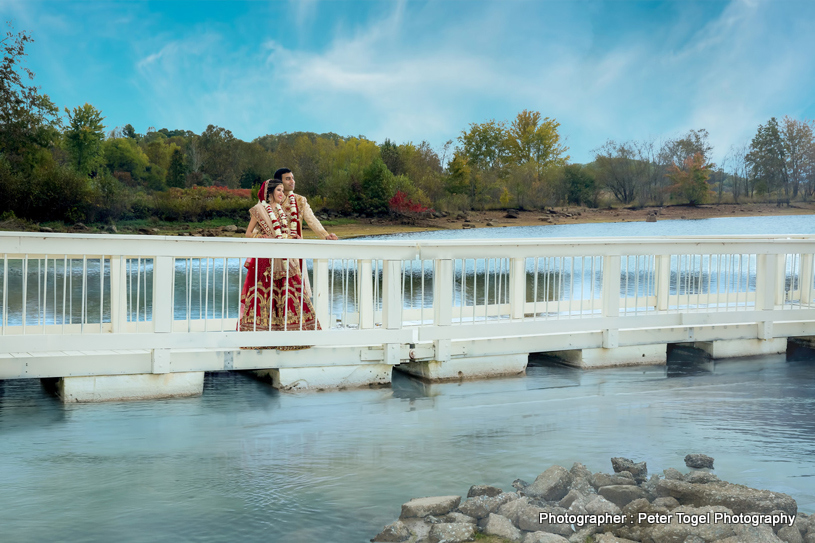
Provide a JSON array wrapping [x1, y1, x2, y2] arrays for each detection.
[[2, 24, 815, 227]]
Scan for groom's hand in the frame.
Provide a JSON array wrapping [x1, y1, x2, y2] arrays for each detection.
[[326, 233, 339, 240]]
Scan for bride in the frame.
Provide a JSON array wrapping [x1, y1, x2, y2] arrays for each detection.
[[238, 179, 320, 349]]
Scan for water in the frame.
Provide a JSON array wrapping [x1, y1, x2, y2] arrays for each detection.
[[2, 215, 815, 542]]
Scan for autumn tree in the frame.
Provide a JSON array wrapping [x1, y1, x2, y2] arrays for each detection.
[[781, 116, 814, 198], [666, 153, 714, 205]]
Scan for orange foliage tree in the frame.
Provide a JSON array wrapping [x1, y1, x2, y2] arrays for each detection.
[[666, 153, 714, 205]]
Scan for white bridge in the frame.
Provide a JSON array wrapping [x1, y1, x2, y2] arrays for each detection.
[[1, 232, 814, 402]]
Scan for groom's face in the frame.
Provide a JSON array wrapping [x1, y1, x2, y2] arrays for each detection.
[[282, 172, 295, 193]]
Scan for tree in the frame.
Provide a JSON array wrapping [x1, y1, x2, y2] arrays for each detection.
[[64, 103, 105, 176], [102, 137, 149, 182], [593, 141, 640, 204], [199, 124, 239, 187], [662, 129, 713, 167], [562, 164, 597, 206], [167, 147, 187, 188], [380, 138, 404, 176], [0, 23, 61, 172], [666, 153, 714, 205], [746, 118, 788, 198], [781, 116, 814, 198], [352, 158, 393, 215], [505, 110, 569, 174], [458, 119, 508, 172]]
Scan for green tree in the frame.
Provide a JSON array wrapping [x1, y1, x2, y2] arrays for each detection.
[[666, 153, 714, 205], [505, 110, 569, 177], [458, 119, 508, 172], [0, 24, 61, 172], [352, 158, 393, 215], [64, 103, 105, 176], [102, 137, 149, 182], [781, 116, 813, 198], [746, 118, 788, 197], [167, 147, 187, 188], [199, 124, 239, 187], [563, 164, 597, 206], [380, 138, 404, 176]]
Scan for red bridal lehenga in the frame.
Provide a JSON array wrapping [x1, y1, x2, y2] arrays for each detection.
[[238, 194, 320, 350]]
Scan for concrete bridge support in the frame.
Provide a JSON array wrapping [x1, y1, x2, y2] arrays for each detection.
[[55, 372, 204, 403], [549, 344, 668, 368], [395, 354, 528, 382], [691, 338, 788, 359]]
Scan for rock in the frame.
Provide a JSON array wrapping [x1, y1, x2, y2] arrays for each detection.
[[644, 505, 736, 543], [223, 224, 238, 232], [505, 210, 519, 219], [779, 525, 805, 543], [805, 533, 815, 543], [610, 457, 648, 483], [570, 463, 592, 480], [150, 228, 160, 234], [485, 221, 495, 227], [497, 496, 530, 525], [400, 495, 462, 519], [517, 505, 573, 535], [642, 474, 663, 500], [525, 466, 573, 501], [646, 215, 657, 222], [621, 498, 651, 518], [462, 223, 475, 229], [427, 522, 475, 543], [39, 226, 54, 232], [457, 493, 516, 519], [467, 485, 503, 498], [107, 224, 118, 233], [731, 522, 786, 542], [138, 227, 152, 235], [558, 489, 584, 509], [684, 471, 720, 484], [594, 534, 639, 543], [523, 532, 570, 543], [484, 513, 522, 542], [585, 495, 622, 516], [372, 520, 412, 542], [599, 485, 648, 508], [663, 468, 684, 480], [652, 496, 680, 510], [655, 479, 797, 516], [72, 222, 89, 231], [512, 479, 529, 491], [591, 472, 636, 489], [685, 454, 715, 469], [442, 512, 476, 525]]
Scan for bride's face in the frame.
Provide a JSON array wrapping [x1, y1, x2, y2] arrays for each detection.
[[272, 184, 285, 203]]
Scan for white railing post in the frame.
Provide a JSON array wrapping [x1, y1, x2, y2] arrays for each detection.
[[433, 259, 453, 362], [802, 254, 814, 305], [312, 259, 330, 328], [152, 256, 174, 373], [775, 254, 786, 305], [357, 259, 374, 329], [755, 253, 778, 339], [509, 258, 526, 320], [602, 255, 621, 348], [655, 254, 670, 311], [109, 256, 127, 333], [381, 260, 403, 365]]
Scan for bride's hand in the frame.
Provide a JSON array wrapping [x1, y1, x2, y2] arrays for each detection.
[[289, 233, 301, 239]]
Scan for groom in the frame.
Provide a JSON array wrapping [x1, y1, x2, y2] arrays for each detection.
[[274, 167, 339, 240]]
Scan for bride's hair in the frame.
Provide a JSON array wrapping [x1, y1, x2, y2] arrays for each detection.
[[265, 179, 285, 201]]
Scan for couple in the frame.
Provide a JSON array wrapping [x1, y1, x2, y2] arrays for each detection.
[[237, 168, 338, 349]]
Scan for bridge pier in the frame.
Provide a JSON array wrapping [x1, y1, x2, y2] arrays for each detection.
[[395, 354, 528, 381], [691, 338, 787, 359], [549, 344, 667, 368], [251, 365, 392, 391], [54, 372, 205, 403]]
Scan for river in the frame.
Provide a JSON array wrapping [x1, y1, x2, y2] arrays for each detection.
[[1, 215, 814, 543]]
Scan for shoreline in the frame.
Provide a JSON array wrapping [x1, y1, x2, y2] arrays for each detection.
[[1, 202, 813, 239]]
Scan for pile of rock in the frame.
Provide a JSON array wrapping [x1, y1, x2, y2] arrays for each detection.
[[372, 455, 810, 543]]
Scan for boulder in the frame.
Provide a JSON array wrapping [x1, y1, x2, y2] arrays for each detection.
[[223, 224, 238, 232], [462, 223, 475, 229], [427, 522, 475, 543], [401, 495, 462, 519], [457, 492, 516, 519], [643, 505, 736, 543], [651, 496, 680, 510], [645, 214, 657, 222], [610, 457, 648, 483], [570, 463, 592, 480], [594, 534, 639, 543], [505, 211, 519, 219], [591, 472, 636, 489], [731, 522, 787, 542], [467, 485, 503, 498], [585, 496, 622, 516], [655, 479, 797, 516], [684, 471, 720, 484], [558, 489, 584, 509], [512, 479, 530, 491], [525, 466, 573, 501], [497, 497, 531, 525], [442, 512, 476, 525], [663, 468, 684, 480], [684, 454, 715, 469], [599, 485, 648, 508], [39, 226, 54, 232], [523, 532, 570, 543], [778, 525, 805, 543], [621, 498, 651, 518], [484, 513, 522, 542], [372, 520, 412, 542]]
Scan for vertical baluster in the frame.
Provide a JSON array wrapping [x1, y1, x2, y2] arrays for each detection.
[[100, 256, 105, 332], [568, 256, 575, 316], [69, 258, 73, 325], [186, 258, 192, 332], [353, 259, 358, 327], [81, 255, 87, 333], [37, 257, 41, 327], [484, 258, 490, 321], [533, 257, 540, 320], [53, 257, 57, 326], [1, 254, 7, 334], [42, 255, 47, 331], [590, 256, 596, 315], [557, 257, 564, 318], [204, 257, 210, 331], [198, 258, 202, 320], [135, 257, 141, 328], [22, 255, 28, 333], [329, 259, 335, 329], [222, 257, 227, 331], [421, 259, 425, 324]]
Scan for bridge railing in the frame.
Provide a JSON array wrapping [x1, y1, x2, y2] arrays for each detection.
[[1, 233, 813, 357]]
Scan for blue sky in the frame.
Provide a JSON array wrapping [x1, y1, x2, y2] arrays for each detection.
[[3, 0, 815, 164]]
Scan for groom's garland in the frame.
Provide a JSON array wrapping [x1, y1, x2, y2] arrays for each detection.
[[260, 194, 299, 238]]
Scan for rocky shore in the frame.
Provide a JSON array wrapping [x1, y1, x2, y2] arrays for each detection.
[[372, 455, 812, 543]]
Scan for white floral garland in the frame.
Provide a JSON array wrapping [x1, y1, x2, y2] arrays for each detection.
[[261, 196, 298, 238]]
